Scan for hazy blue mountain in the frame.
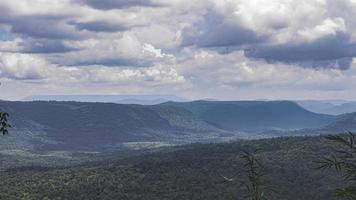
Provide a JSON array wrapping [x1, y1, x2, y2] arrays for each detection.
[[321, 101, 356, 115], [295, 100, 336, 114], [1, 100, 352, 152], [261, 110, 356, 136], [162, 100, 336, 132], [22, 95, 186, 105], [296, 100, 356, 115], [318, 112, 356, 132], [115, 98, 183, 105]]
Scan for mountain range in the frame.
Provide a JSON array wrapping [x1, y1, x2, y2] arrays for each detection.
[[22, 96, 356, 115], [22, 95, 186, 105], [163, 101, 335, 131], [0, 101, 221, 151], [1, 100, 356, 152], [295, 100, 356, 115]]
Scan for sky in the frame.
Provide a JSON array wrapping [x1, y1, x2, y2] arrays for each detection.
[[1, 0, 356, 101]]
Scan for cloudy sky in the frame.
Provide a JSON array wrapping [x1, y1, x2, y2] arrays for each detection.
[[1, 0, 356, 100]]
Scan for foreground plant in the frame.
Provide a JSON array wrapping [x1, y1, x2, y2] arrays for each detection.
[[240, 150, 272, 200], [318, 132, 356, 199], [0, 112, 11, 135]]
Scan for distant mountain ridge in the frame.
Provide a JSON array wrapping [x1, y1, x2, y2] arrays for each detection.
[[162, 100, 336, 132], [319, 112, 356, 133], [1, 100, 356, 152], [322, 102, 356, 115], [296, 100, 356, 115], [0, 101, 221, 151], [22, 95, 187, 105]]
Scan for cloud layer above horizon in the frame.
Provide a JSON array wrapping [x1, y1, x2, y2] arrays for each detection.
[[1, 0, 356, 100]]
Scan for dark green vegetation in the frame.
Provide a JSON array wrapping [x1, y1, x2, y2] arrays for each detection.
[[318, 133, 356, 199], [239, 150, 272, 200], [0, 136, 347, 200]]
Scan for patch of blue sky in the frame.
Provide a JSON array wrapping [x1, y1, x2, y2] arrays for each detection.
[[0, 27, 16, 41]]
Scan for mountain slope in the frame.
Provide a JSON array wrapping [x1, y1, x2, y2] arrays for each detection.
[[319, 112, 356, 133], [0, 101, 222, 151], [162, 100, 336, 132], [296, 100, 356, 115], [0, 100, 347, 152], [295, 100, 336, 114], [321, 102, 356, 115]]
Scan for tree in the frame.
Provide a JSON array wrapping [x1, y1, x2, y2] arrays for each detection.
[[218, 150, 274, 200], [239, 150, 272, 200], [0, 112, 11, 135], [318, 132, 356, 199]]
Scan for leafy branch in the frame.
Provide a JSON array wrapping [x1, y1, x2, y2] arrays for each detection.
[[0, 112, 11, 135], [239, 150, 273, 200], [317, 132, 356, 199]]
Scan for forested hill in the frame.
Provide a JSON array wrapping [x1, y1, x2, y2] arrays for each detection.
[[1, 100, 355, 152], [0, 101, 221, 151], [319, 112, 356, 132], [162, 100, 336, 131]]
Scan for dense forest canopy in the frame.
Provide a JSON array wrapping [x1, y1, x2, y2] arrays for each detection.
[[0, 135, 353, 200]]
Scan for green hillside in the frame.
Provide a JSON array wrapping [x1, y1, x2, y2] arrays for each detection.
[[0, 101, 222, 151], [1, 100, 354, 153], [162, 100, 336, 131]]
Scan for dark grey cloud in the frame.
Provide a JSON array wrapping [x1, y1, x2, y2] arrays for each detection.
[[0, 72, 43, 80], [21, 39, 80, 54], [181, 9, 355, 70], [181, 11, 265, 48], [0, 8, 81, 54], [0, 0, 354, 72], [0, 6, 82, 40], [10, 19, 82, 40], [71, 21, 129, 32], [63, 58, 153, 67], [76, 0, 160, 10], [245, 32, 356, 70], [178, 3, 356, 70]]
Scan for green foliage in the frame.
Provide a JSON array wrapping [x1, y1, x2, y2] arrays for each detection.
[[240, 150, 270, 200], [0, 112, 11, 135], [318, 132, 356, 199], [0, 136, 341, 200]]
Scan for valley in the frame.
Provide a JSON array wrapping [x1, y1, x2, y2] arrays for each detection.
[[0, 100, 355, 199]]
